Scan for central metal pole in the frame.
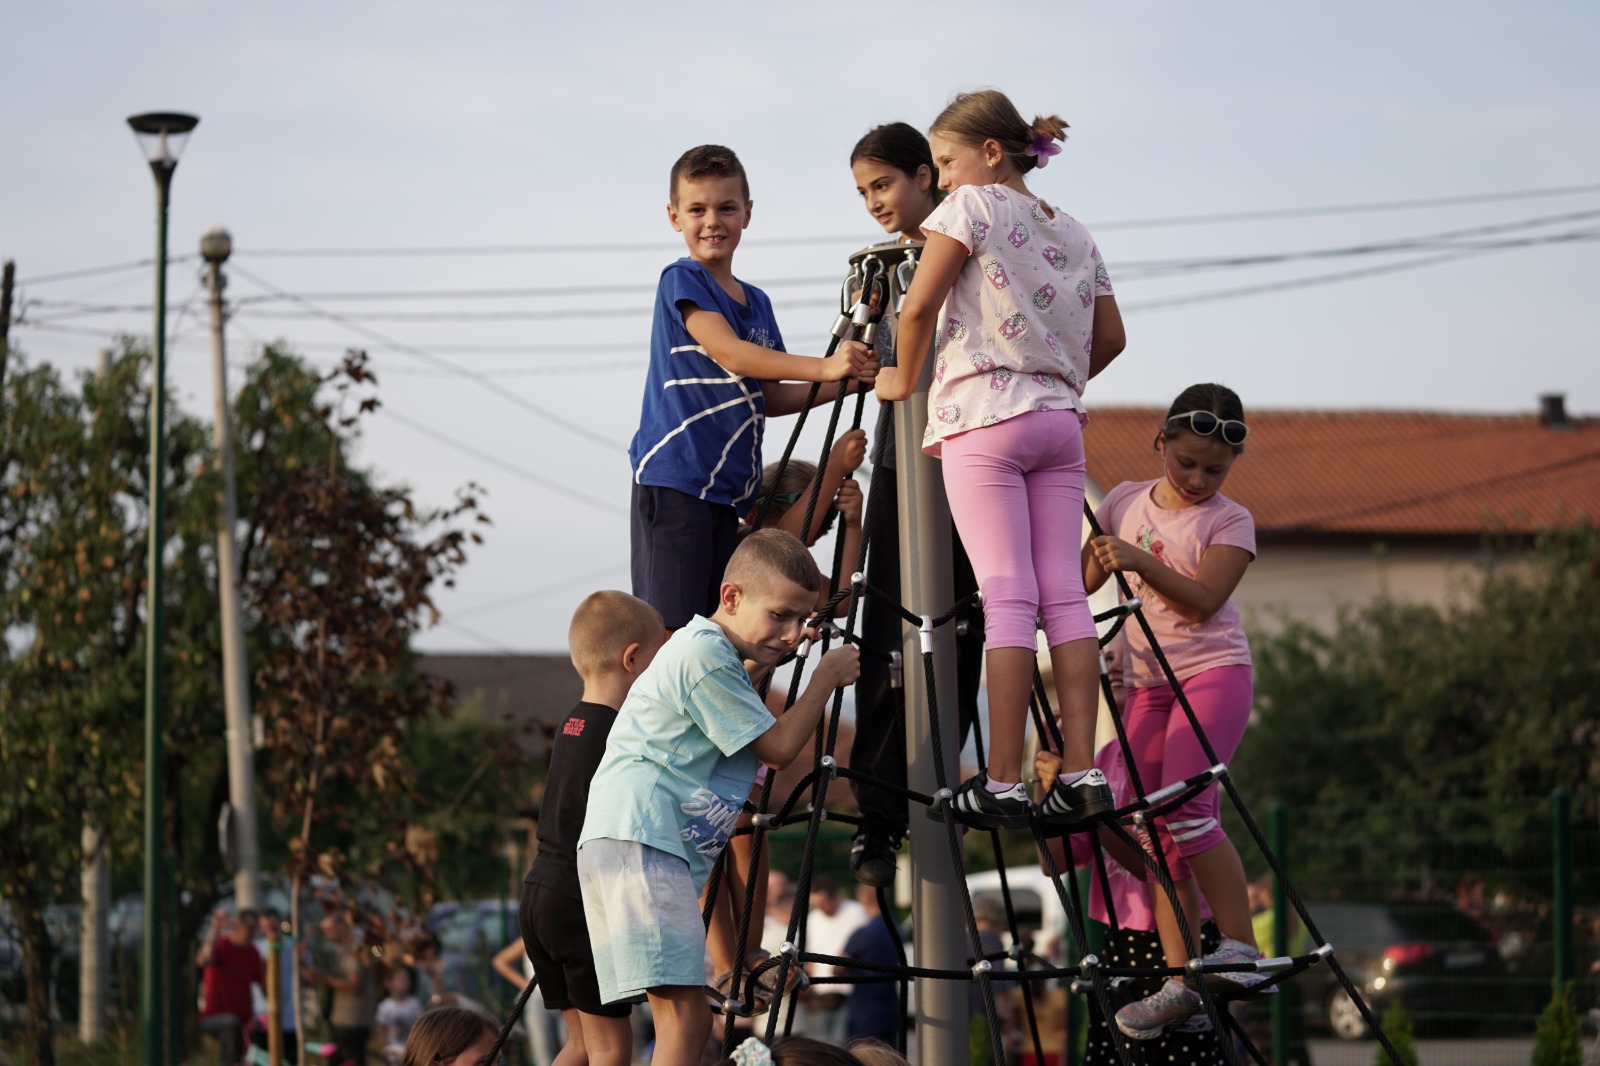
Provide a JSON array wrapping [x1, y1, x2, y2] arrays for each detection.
[[141, 165, 172, 1066], [895, 346, 967, 1066]]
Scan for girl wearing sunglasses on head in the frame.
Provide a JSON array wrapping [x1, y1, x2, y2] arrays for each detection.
[[1079, 381, 1273, 1041]]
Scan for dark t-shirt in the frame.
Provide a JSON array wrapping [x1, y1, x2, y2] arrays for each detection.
[[527, 700, 618, 898]]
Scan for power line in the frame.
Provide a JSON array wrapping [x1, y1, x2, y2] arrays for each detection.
[[228, 181, 1600, 259], [226, 263, 630, 452], [449, 563, 628, 619], [230, 274, 845, 305], [17, 254, 199, 286], [1121, 229, 1600, 313], [1093, 181, 1600, 231], [376, 405, 628, 517], [232, 297, 839, 324]]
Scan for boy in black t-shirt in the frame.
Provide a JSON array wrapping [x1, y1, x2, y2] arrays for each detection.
[[520, 591, 666, 1066]]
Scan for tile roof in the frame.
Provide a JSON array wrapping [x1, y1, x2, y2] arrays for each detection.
[[1083, 406, 1600, 535]]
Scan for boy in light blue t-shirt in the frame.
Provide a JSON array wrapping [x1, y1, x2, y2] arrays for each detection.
[[577, 529, 860, 1066]]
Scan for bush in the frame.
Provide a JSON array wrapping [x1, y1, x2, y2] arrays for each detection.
[[1376, 1000, 1418, 1066], [1531, 981, 1582, 1066]]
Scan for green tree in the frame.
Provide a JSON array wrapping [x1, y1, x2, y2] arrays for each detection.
[[0, 344, 491, 1065]]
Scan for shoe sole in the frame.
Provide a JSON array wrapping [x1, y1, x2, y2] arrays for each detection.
[[923, 799, 1030, 830], [1039, 791, 1115, 828], [1116, 1006, 1200, 1042]]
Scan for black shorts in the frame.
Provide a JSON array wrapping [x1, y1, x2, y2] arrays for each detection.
[[519, 879, 631, 1017], [630, 482, 740, 629]]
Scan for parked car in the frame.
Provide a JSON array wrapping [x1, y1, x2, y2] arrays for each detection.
[[966, 866, 1070, 964], [1298, 898, 1506, 1039]]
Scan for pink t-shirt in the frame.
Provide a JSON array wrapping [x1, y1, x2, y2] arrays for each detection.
[[919, 184, 1112, 456], [1096, 479, 1255, 687]]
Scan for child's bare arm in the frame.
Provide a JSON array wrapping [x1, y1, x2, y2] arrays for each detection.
[[749, 646, 860, 768], [1087, 295, 1126, 379], [874, 232, 967, 401], [1088, 537, 1252, 623], [682, 305, 874, 384]]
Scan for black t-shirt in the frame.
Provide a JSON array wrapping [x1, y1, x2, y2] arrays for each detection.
[[526, 700, 617, 897]]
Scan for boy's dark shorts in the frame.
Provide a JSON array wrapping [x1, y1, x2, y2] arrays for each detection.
[[519, 879, 632, 1017], [630, 482, 740, 629]]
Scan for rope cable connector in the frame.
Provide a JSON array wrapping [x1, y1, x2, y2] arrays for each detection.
[[971, 959, 993, 977], [890, 651, 903, 690], [956, 619, 970, 637], [919, 615, 934, 655], [1124, 596, 1143, 614], [851, 571, 865, 586], [930, 786, 953, 810], [831, 312, 854, 339], [1007, 943, 1026, 960], [820, 755, 839, 779], [1313, 943, 1335, 963], [752, 812, 778, 829], [862, 320, 878, 346]]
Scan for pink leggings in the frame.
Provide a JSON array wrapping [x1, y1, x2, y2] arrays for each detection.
[[940, 409, 1097, 651], [1123, 665, 1253, 880]]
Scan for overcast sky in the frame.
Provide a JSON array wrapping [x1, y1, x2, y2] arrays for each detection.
[[6, 0, 1597, 652]]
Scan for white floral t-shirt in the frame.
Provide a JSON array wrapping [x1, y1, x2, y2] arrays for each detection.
[[919, 184, 1112, 455]]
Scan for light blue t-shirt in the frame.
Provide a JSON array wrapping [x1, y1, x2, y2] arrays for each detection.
[[579, 616, 774, 891]]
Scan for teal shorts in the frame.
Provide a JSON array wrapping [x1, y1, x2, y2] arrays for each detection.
[[577, 838, 707, 1003]]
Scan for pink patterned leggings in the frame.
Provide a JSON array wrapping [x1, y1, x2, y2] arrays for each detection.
[[940, 409, 1097, 651]]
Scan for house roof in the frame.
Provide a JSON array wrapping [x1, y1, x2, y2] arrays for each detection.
[[418, 653, 580, 729], [1084, 405, 1600, 536]]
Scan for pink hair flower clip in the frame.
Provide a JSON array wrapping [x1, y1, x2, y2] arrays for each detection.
[[1025, 134, 1062, 168]]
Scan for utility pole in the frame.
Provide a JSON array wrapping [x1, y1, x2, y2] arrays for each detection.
[[79, 349, 113, 1044], [202, 226, 262, 910], [1, 259, 15, 398]]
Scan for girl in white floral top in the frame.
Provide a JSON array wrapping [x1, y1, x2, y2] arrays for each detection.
[[874, 89, 1127, 832]]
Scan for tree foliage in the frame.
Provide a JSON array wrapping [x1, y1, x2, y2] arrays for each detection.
[[1235, 523, 1600, 894], [1531, 981, 1582, 1066], [0, 343, 493, 1065]]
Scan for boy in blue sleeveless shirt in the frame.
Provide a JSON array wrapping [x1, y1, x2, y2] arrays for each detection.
[[629, 144, 878, 629]]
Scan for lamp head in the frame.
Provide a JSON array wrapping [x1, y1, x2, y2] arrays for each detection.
[[200, 226, 232, 265], [126, 112, 200, 171]]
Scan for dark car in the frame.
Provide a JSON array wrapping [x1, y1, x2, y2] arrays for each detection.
[[1298, 898, 1506, 1039]]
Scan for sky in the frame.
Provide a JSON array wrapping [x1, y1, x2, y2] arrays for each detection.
[[5, 0, 1597, 653]]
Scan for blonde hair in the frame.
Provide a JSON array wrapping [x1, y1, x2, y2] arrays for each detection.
[[567, 590, 664, 677], [846, 1039, 912, 1066], [724, 529, 822, 596], [929, 89, 1068, 174], [401, 1006, 496, 1066], [750, 458, 819, 527]]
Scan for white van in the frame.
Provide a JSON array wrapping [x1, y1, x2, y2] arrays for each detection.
[[966, 866, 1079, 966]]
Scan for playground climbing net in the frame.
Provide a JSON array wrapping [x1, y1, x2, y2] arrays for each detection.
[[483, 242, 1406, 1066]]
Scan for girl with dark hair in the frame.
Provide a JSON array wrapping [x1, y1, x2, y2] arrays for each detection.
[[1080, 382, 1272, 1040], [843, 123, 984, 889]]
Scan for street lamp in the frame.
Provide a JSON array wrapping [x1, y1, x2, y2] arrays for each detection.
[[127, 109, 198, 1066]]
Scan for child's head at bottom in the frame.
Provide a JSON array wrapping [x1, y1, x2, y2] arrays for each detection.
[[568, 590, 667, 683], [401, 1006, 497, 1066], [846, 1039, 913, 1066], [719, 1035, 865, 1066]]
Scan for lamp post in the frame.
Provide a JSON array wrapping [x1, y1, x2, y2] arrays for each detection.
[[128, 109, 198, 1066]]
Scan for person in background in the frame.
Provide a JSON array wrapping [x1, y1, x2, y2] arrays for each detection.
[[198, 907, 263, 1066], [307, 911, 374, 1066], [252, 907, 301, 1064]]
